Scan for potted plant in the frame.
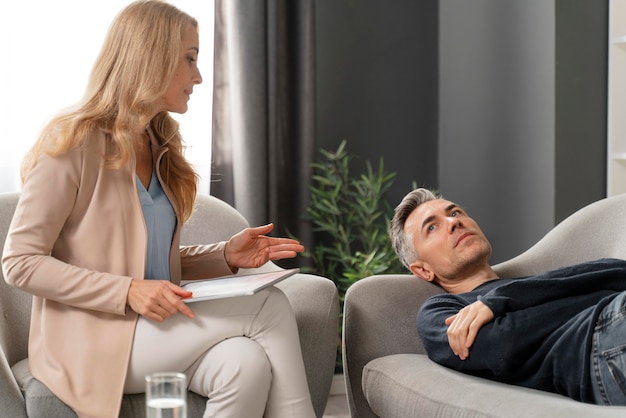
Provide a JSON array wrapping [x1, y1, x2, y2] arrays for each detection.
[[300, 140, 408, 370]]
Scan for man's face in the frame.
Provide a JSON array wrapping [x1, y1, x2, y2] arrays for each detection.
[[404, 199, 492, 283]]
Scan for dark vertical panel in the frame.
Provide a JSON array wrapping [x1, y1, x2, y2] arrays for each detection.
[[554, 0, 608, 224], [315, 0, 439, 206]]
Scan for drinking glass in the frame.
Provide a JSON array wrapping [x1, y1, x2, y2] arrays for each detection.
[[145, 372, 187, 418]]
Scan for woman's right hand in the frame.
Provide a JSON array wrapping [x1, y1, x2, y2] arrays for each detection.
[[127, 279, 194, 322]]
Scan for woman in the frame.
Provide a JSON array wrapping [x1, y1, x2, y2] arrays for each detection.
[[1, 1, 315, 417]]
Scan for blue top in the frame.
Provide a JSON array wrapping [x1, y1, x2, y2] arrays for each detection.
[[136, 171, 177, 280], [417, 258, 626, 404]]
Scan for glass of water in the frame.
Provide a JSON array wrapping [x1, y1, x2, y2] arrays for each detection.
[[145, 372, 187, 418]]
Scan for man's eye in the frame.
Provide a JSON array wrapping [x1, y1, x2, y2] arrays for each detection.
[[427, 224, 436, 233], [451, 210, 459, 217]]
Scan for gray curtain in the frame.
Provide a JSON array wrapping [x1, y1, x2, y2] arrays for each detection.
[[211, 0, 315, 263]]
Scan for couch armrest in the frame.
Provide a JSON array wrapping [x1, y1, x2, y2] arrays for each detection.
[[276, 273, 339, 418], [342, 274, 443, 418], [0, 347, 27, 418]]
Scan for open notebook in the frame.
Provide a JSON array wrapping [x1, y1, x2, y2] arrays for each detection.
[[181, 268, 299, 303]]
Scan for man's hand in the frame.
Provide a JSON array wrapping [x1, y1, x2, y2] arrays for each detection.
[[127, 279, 195, 322], [445, 300, 494, 360]]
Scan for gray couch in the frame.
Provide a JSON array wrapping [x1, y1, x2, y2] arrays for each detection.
[[0, 192, 339, 418], [343, 193, 626, 417]]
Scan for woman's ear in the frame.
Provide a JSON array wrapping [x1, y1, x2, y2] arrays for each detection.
[[410, 261, 436, 282]]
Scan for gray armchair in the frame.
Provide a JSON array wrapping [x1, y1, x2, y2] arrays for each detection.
[[0, 192, 339, 418], [343, 193, 626, 417]]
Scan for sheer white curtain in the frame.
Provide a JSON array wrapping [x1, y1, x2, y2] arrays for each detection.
[[0, 0, 214, 193]]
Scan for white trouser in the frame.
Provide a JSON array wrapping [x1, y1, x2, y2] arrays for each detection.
[[124, 286, 315, 418]]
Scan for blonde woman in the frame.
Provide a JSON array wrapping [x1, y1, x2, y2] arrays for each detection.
[[1, 1, 315, 417]]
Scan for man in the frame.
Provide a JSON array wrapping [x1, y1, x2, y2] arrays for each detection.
[[389, 188, 626, 406]]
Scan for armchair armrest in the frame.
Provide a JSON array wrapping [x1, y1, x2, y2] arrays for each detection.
[[0, 347, 27, 418], [342, 274, 443, 417], [276, 273, 339, 417]]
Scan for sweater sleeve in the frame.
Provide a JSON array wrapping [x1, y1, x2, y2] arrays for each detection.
[[2, 149, 133, 315], [478, 258, 626, 317], [417, 289, 604, 377], [417, 293, 513, 375], [179, 242, 234, 281], [417, 259, 626, 378]]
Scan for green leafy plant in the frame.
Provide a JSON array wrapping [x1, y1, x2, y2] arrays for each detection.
[[300, 140, 407, 370]]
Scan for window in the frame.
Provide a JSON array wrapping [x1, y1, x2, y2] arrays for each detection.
[[0, 0, 214, 193]]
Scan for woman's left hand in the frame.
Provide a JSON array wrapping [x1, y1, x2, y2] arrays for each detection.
[[225, 223, 304, 269]]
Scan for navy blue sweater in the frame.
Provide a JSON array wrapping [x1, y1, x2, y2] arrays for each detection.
[[417, 258, 626, 403]]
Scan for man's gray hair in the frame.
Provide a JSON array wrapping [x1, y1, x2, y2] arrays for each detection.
[[389, 188, 441, 269]]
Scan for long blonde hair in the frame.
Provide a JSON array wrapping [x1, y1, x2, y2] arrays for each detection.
[[22, 0, 199, 222]]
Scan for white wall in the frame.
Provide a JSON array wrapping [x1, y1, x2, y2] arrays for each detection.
[[0, 0, 214, 193]]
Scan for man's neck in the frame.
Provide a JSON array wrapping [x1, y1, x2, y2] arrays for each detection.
[[439, 266, 499, 294]]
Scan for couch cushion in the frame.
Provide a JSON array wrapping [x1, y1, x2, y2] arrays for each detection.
[[12, 359, 208, 417], [12, 359, 76, 418], [362, 354, 626, 418]]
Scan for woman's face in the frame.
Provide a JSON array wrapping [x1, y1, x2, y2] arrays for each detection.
[[159, 25, 203, 114]]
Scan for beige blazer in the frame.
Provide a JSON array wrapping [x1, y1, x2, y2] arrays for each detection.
[[2, 129, 233, 417]]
